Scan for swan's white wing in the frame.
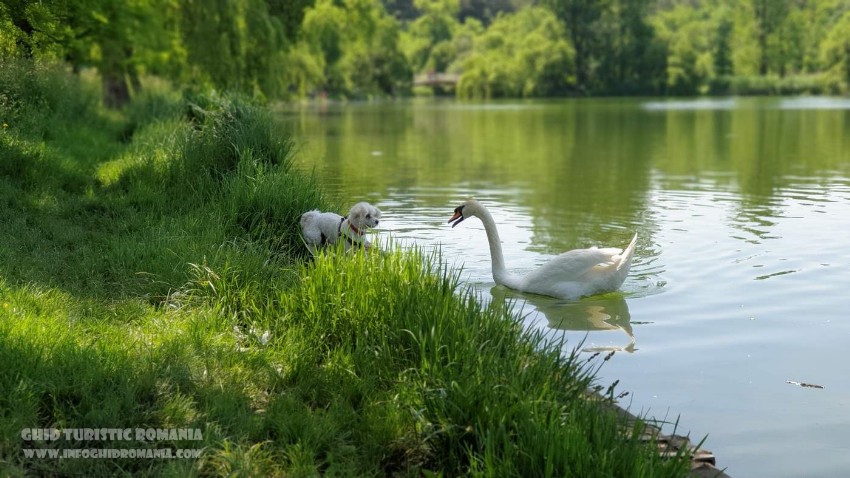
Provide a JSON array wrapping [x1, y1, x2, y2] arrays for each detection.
[[511, 235, 637, 300], [523, 247, 621, 285]]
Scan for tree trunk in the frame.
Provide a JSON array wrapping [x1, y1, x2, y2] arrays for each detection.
[[100, 43, 133, 109], [102, 71, 130, 109]]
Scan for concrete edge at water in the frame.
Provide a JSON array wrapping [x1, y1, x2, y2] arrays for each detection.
[[589, 391, 732, 478]]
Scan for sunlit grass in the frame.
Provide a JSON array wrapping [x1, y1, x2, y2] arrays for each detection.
[[0, 61, 692, 476]]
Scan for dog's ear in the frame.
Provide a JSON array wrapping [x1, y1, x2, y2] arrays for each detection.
[[350, 208, 363, 223], [348, 207, 365, 228]]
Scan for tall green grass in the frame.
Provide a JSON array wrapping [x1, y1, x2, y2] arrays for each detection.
[[0, 60, 692, 476]]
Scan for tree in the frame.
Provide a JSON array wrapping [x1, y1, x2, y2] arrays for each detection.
[[542, 0, 605, 93], [457, 0, 517, 24], [796, 0, 850, 73], [301, 0, 348, 91], [650, 1, 738, 94], [820, 10, 850, 92], [1, 0, 37, 59], [180, 0, 290, 97], [403, 0, 461, 73], [0, 0, 177, 107], [92, 0, 175, 107], [301, 0, 410, 96], [456, 7, 575, 98], [267, 0, 315, 42], [341, 0, 412, 95], [736, 0, 789, 76], [714, 10, 734, 77], [594, 0, 664, 94], [653, 4, 708, 94]]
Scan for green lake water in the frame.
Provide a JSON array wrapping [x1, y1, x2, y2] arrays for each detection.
[[282, 97, 850, 477]]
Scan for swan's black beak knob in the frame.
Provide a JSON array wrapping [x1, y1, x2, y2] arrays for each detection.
[[448, 205, 465, 227]]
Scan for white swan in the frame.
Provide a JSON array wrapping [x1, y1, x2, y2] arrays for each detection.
[[448, 199, 638, 300]]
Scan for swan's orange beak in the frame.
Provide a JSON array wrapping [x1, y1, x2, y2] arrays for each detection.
[[448, 205, 465, 227]]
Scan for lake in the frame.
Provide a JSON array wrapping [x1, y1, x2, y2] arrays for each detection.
[[282, 97, 850, 478]]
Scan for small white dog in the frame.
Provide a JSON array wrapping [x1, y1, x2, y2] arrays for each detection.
[[300, 202, 381, 254]]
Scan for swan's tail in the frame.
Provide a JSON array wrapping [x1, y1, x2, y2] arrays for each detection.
[[616, 233, 638, 272]]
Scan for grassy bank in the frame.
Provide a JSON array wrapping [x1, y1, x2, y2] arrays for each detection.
[[0, 61, 691, 476]]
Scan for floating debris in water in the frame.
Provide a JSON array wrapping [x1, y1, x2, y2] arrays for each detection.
[[785, 380, 824, 389]]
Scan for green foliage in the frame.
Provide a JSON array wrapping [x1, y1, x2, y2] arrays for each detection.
[[652, 4, 725, 94], [0, 61, 115, 197], [298, 0, 412, 97], [401, 4, 483, 83], [0, 0, 302, 104], [820, 10, 850, 92], [404, 0, 462, 72], [181, 92, 296, 176], [268, 0, 315, 43], [714, 12, 734, 77], [279, 40, 325, 98], [224, 160, 325, 258], [749, 0, 791, 75], [107, 90, 293, 212], [456, 7, 575, 99], [593, 0, 666, 95], [340, 0, 413, 96], [728, 0, 828, 79], [0, 61, 101, 140], [179, 0, 287, 98], [0, 0, 79, 60], [301, 0, 347, 89], [5, 0, 850, 99], [542, 0, 605, 91]]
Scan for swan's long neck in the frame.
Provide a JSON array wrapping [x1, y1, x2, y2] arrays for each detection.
[[475, 206, 518, 287]]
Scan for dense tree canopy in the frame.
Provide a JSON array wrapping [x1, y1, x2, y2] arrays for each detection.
[[3, 0, 850, 103], [455, 6, 575, 98]]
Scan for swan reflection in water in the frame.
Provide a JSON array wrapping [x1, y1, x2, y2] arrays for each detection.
[[490, 287, 636, 353]]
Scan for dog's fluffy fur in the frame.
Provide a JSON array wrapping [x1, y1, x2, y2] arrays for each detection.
[[300, 202, 381, 254]]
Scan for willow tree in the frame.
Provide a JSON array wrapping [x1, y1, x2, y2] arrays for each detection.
[[179, 0, 288, 96], [403, 0, 462, 73], [300, 0, 410, 96], [456, 6, 575, 99]]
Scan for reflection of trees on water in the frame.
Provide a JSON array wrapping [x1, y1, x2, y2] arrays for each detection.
[[491, 287, 636, 353], [523, 101, 659, 255], [517, 98, 850, 257], [289, 99, 850, 197]]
